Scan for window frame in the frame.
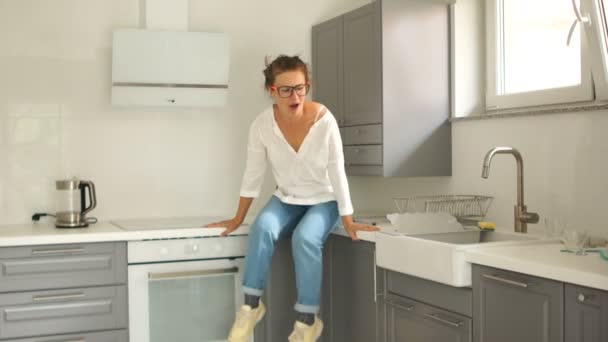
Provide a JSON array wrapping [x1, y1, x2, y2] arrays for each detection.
[[485, 0, 596, 111]]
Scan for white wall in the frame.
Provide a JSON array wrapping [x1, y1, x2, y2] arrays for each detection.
[[349, 109, 608, 237], [0, 0, 371, 225]]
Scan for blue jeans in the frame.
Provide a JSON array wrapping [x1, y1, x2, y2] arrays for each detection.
[[242, 196, 339, 314]]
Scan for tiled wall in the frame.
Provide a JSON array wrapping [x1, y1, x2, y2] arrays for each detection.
[[0, 0, 372, 224]]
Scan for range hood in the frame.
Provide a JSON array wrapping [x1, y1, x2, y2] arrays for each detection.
[[111, 29, 230, 107]]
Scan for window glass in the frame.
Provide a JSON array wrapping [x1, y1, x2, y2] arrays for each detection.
[[501, 0, 581, 94]]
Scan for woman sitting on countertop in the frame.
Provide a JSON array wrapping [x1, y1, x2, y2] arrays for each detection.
[[205, 55, 378, 342]]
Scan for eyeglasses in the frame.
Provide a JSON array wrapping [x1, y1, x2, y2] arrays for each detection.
[[270, 83, 310, 98]]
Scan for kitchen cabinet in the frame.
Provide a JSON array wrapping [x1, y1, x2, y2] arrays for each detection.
[[322, 235, 385, 342], [0, 242, 128, 341], [256, 235, 383, 342], [385, 294, 471, 342], [312, 0, 452, 177], [472, 264, 564, 342], [565, 284, 608, 342], [384, 270, 472, 342], [255, 239, 298, 342]]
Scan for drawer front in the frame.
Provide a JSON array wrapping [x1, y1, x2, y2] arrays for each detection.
[[386, 294, 472, 342], [386, 270, 472, 317], [344, 145, 382, 166], [5, 329, 128, 342], [0, 285, 127, 339], [342, 124, 382, 145], [0, 242, 126, 293]]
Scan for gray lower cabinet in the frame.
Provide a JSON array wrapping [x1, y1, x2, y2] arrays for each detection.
[[565, 283, 608, 342], [384, 270, 472, 342], [322, 235, 384, 342], [255, 235, 382, 342], [5, 330, 128, 342], [312, 0, 452, 177], [472, 264, 564, 342], [254, 239, 298, 342], [386, 294, 471, 342], [0, 242, 128, 341]]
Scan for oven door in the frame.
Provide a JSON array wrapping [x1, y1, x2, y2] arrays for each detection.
[[128, 257, 245, 342]]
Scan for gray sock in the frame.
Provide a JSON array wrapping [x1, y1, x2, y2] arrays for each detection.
[[244, 294, 260, 308], [296, 311, 315, 325]]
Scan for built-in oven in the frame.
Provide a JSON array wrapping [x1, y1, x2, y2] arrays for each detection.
[[127, 235, 249, 342]]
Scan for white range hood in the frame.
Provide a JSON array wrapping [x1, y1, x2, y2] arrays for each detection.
[[111, 29, 230, 108]]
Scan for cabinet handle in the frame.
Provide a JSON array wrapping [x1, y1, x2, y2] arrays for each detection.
[[149, 266, 239, 280], [424, 313, 464, 328], [32, 247, 85, 255], [577, 293, 594, 303], [33, 292, 86, 302], [386, 299, 414, 311], [483, 274, 530, 288], [373, 254, 377, 303], [168, 99, 176, 103]]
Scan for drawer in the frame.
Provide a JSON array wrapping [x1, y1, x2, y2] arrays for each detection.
[[345, 164, 383, 176], [342, 124, 382, 145], [566, 283, 607, 307], [0, 285, 127, 339], [344, 145, 382, 166], [386, 270, 472, 317], [0, 242, 126, 293], [5, 329, 128, 342], [385, 293, 472, 340]]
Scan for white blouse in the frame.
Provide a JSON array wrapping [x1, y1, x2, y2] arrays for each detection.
[[239, 106, 354, 216]]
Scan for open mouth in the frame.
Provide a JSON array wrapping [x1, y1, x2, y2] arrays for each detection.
[[289, 103, 300, 110]]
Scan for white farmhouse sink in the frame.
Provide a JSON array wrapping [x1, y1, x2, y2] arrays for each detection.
[[375, 229, 542, 287]]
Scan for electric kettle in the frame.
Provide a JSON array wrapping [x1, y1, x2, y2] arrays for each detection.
[[54, 178, 97, 228]]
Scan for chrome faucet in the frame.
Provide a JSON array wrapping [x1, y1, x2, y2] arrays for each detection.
[[481, 147, 539, 233]]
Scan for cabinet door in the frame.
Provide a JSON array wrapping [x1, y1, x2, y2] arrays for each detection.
[[343, 2, 382, 126], [254, 239, 297, 342], [328, 235, 379, 342], [312, 16, 344, 125], [386, 295, 471, 342], [473, 265, 564, 342], [565, 284, 608, 342]]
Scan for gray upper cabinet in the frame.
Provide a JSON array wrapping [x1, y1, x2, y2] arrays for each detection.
[[312, 0, 452, 177], [312, 16, 344, 125], [343, 4, 382, 127], [473, 265, 564, 342], [565, 284, 608, 342]]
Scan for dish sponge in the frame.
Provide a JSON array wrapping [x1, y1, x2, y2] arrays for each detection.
[[478, 221, 496, 230]]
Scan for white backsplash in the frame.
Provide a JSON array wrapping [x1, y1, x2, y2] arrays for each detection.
[[0, 0, 372, 224]]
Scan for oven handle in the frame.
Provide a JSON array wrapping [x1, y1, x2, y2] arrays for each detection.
[[148, 266, 239, 280]]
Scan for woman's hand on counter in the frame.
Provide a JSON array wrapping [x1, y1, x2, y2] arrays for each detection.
[[342, 215, 380, 241], [203, 218, 243, 237]]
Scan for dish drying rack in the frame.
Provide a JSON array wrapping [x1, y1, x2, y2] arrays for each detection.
[[392, 195, 493, 225]]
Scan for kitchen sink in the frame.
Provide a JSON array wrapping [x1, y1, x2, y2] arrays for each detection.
[[375, 228, 543, 287]]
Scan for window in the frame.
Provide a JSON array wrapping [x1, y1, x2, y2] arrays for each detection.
[[485, 0, 608, 110]]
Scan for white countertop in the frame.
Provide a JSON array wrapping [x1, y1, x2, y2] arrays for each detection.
[[0, 218, 251, 247], [0, 215, 383, 247], [465, 241, 608, 291], [2, 218, 605, 292]]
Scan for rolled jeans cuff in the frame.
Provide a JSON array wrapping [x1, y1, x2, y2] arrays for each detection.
[[294, 303, 319, 314], [243, 286, 264, 297]]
